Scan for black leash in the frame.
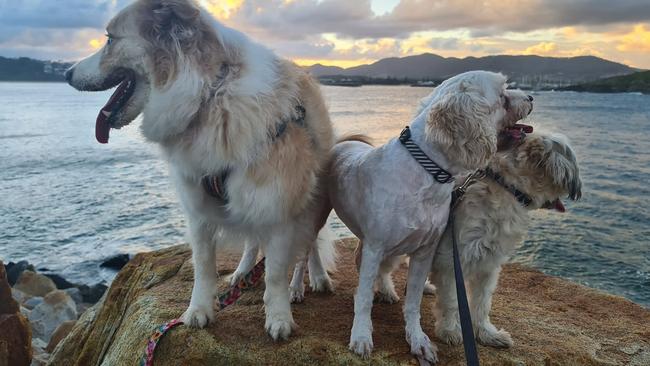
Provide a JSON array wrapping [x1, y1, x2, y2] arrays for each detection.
[[450, 171, 485, 366]]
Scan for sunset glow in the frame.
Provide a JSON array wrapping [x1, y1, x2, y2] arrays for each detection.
[[0, 0, 648, 69]]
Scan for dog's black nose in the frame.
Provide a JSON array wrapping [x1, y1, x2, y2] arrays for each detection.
[[527, 95, 534, 102], [64, 68, 74, 83]]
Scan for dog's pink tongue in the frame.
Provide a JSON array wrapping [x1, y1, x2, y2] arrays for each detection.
[[554, 199, 566, 212], [96, 110, 110, 144]]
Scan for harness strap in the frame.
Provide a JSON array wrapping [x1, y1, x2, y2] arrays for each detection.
[[484, 168, 533, 207], [399, 126, 454, 184], [201, 105, 306, 203]]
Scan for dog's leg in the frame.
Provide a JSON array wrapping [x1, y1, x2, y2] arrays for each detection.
[[263, 227, 296, 341], [470, 268, 513, 348], [230, 239, 260, 287], [404, 252, 438, 365], [307, 239, 334, 293], [289, 256, 307, 304], [374, 256, 401, 304], [349, 245, 382, 359], [181, 222, 217, 328], [431, 265, 462, 345]]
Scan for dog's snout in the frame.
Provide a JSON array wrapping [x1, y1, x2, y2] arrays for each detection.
[[527, 95, 534, 102], [64, 68, 74, 84]]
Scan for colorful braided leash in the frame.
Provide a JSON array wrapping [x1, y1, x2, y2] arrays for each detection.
[[140, 257, 266, 366]]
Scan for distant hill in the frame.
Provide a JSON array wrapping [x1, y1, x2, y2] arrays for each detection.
[[0, 56, 72, 82], [307, 53, 638, 89], [561, 71, 650, 94]]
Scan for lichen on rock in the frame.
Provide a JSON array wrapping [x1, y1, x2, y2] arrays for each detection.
[[49, 240, 650, 366]]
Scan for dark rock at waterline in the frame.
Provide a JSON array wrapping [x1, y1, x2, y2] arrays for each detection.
[[77, 284, 108, 304], [6, 260, 36, 286], [100, 254, 131, 270], [44, 274, 77, 290]]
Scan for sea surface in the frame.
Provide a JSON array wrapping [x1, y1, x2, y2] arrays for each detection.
[[0, 83, 648, 308]]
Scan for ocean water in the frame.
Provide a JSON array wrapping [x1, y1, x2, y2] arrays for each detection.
[[0, 83, 648, 308]]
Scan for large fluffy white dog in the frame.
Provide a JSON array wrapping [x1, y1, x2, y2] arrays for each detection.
[[66, 0, 334, 340]]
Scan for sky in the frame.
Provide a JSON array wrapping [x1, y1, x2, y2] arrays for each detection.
[[1, 0, 649, 69]]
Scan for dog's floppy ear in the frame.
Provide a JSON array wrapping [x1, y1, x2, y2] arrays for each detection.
[[141, 0, 203, 86], [545, 137, 582, 200], [425, 90, 497, 170], [522, 135, 582, 201]]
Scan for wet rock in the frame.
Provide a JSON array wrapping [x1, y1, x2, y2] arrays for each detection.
[[23, 296, 43, 310], [6, 260, 35, 286], [0, 260, 32, 366], [100, 253, 131, 270], [44, 274, 77, 290], [64, 287, 83, 304], [48, 241, 650, 366], [46, 320, 77, 353], [12, 288, 32, 304], [77, 283, 108, 303], [28, 290, 77, 343], [14, 271, 57, 297]]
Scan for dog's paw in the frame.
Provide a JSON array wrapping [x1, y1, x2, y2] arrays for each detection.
[[423, 282, 436, 296], [374, 289, 400, 304], [407, 331, 438, 366], [477, 327, 513, 348], [349, 334, 373, 359], [265, 314, 295, 341], [180, 305, 215, 328], [289, 284, 305, 304], [310, 275, 334, 293], [435, 324, 462, 345], [228, 271, 245, 287]]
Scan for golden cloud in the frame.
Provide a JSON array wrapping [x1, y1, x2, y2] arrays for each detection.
[[617, 24, 650, 52]]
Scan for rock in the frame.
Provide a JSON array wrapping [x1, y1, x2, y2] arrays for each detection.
[[28, 290, 77, 343], [11, 288, 32, 304], [0, 260, 32, 366], [77, 283, 108, 304], [20, 306, 31, 318], [23, 297, 43, 310], [49, 240, 650, 366], [64, 288, 83, 304], [46, 320, 76, 353], [14, 271, 57, 297], [6, 261, 35, 286], [30, 338, 49, 366], [100, 253, 131, 270], [44, 274, 77, 290]]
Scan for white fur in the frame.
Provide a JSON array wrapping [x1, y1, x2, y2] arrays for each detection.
[[66, 0, 332, 341]]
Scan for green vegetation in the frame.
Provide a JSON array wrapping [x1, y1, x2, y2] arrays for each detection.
[[0, 56, 72, 82], [562, 71, 650, 94]]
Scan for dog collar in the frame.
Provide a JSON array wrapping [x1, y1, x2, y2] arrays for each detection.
[[484, 168, 533, 207], [399, 126, 454, 184]]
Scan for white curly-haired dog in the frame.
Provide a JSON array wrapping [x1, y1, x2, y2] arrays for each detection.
[[373, 132, 582, 349], [65, 0, 334, 340], [230, 71, 533, 363]]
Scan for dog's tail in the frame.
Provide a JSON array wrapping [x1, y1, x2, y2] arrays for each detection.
[[336, 133, 373, 146], [313, 217, 338, 273]]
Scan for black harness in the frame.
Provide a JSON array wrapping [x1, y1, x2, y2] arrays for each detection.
[[201, 105, 307, 203], [484, 167, 533, 207]]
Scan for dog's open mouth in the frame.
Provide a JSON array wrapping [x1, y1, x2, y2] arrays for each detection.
[[498, 123, 533, 151], [96, 74, 136, 144], [542, 198, 566, 212]]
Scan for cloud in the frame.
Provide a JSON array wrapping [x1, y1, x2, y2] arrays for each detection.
[[617, 24, 650, 52]]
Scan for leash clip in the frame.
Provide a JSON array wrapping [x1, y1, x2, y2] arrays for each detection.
[[452, 169, 485, 206]]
